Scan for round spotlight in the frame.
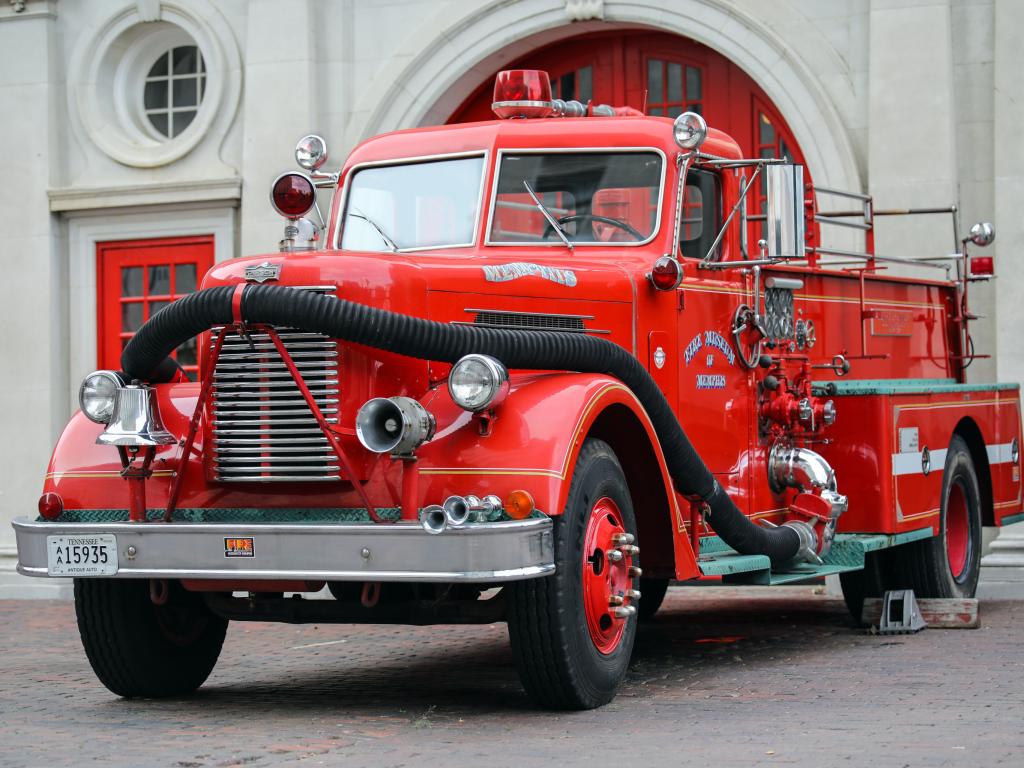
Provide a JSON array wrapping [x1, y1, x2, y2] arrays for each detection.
[[295, 134, 328, 171], [270, 172, 316, 219], [78, 370, 123, 424], [673, 111, 707, 150], [448, 355, 510, 413]]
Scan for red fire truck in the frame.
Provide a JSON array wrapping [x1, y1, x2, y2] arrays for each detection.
[[14, 70, 1021, 709]]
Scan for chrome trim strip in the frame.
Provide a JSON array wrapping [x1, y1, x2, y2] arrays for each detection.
[[13, 517, 555, 584], [483, 146, 668, 248]]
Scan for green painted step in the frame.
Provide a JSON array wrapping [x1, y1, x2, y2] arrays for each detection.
[[697, 527, 934, 585], [811, 378, 1018, 397]]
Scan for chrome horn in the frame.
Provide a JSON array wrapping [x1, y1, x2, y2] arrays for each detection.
[[419, 505, 447, 535], [442, 494, 503, 527], [96, 384, 176, 447]]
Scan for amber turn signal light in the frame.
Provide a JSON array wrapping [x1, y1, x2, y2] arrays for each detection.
[[504, 489, 536, 520]]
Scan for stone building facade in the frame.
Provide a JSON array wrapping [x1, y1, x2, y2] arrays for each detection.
[[1, 0, 1021, 593]]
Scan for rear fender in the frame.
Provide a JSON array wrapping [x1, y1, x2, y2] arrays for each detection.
[[417, 372, 700, 581]]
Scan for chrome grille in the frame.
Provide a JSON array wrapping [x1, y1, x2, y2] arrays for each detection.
[[210, 286, 341, 482]]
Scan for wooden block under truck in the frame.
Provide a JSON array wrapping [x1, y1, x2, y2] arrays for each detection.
[[15, 69, 1022, 709]]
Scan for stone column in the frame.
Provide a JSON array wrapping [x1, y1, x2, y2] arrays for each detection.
[[867, 0, 958, 262], [239, 0, 320, 256], [0, 0, 69, 597]]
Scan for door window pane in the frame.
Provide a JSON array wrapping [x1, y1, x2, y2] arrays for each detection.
[[578, 66, 593, 103], [667, 63, 682, 103], [121, 302, 143, 332], [686, 66, 702, 101], [148, 265, 170, 295], [647, 59, 663, 103], [174, 263, 197, 294], [121, 267, 143, 297]]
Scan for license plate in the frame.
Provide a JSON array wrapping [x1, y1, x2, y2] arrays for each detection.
[[46, 535, 118, 576]]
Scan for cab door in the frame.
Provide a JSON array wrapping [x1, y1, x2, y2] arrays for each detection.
[[675, 170, 753, 491]]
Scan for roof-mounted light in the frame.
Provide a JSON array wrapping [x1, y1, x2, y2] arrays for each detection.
[[673, 111, 707, 150], [492, 69, 553, 119]]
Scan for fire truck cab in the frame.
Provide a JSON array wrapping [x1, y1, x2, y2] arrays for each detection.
[[14, 70, 1022, 710]]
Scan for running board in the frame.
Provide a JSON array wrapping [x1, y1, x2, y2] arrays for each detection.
[[697, 528, 934, 585]]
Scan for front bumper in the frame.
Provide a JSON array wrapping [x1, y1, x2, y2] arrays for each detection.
[[12, 517, 554, 583]]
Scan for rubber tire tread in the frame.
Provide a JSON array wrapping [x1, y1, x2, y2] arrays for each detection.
[[75, 579, 227, 698], [839, 550, 892, 624], [890, 435, 982, 598], [638, 577, 670, 621], [507, 439, 638, 710]]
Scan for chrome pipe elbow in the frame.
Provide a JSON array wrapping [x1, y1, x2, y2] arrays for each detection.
[[768, 443, 837, 494]]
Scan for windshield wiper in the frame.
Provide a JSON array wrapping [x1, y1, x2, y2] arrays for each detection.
[[350, 207, 399, 252], [523, 180, 573, 252]]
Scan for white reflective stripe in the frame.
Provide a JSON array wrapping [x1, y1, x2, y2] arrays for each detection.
[[987, 441, 1017, 465], [892, 441, 1018, 476], [892, 449, 947, 477]]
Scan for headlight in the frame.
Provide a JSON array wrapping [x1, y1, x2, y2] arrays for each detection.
[[78, 371, 123, 424], [448, 354, 509, 412]]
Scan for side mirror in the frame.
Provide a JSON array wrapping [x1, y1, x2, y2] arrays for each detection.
[[968, 221, 995, 247], [295, 134, 329, 172], [764, 164, 806, 260]]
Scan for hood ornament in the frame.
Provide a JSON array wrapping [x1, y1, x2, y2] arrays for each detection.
[[244, 261, 281, 283]]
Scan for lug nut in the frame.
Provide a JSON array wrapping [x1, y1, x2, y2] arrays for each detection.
[[612, 605, 637, 619], [607, 549, 624, 563], [625, 589, 641, 600], [619, 544, 640, 557], [608, 594, 624, 606], [611, 532, 635, 546], [628, 566, 643, 578]]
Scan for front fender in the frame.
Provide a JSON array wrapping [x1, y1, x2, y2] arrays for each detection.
[[416, 372, 699, 579]]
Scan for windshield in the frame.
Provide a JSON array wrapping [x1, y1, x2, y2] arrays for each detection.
[[339, 155, 485, 251], [488, 151, 664, 245]]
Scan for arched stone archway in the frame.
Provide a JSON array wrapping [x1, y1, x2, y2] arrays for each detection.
[[350, 0, 861, 193]]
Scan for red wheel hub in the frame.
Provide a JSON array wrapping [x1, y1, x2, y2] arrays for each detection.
[[582, 497, 636, 654], [946, 481, 970, 579]]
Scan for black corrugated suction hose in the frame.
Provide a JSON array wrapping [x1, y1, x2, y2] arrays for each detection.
[[122, 284, 800, 564]]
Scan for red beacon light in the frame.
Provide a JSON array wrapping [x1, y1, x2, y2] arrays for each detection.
[[492, 69, 553, 119], [270, 172, 316, 219], [648, 256, 683, 291]]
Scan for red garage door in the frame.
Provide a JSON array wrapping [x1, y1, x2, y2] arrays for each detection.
[[96, 236, 214, 378], [448, 30, 807, 243]]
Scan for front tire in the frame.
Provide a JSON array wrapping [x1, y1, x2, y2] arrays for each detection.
[[507, 438, 639, 709], [75, 579, 227, 698]]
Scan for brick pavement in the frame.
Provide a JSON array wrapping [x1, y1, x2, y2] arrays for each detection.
[[1, 586, 1021, 767]]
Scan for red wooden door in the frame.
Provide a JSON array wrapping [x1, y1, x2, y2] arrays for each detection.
[[96, 235, 214, 378]]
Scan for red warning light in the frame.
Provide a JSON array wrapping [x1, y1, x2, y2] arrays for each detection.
[[492, 70, 553, 119]]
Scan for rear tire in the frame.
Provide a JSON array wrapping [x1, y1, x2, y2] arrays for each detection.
[[638, 577, 670, 620], [75, 579, 227, 698], [507, 438, 638, 710], [894, 435, 982, 598], [839, 550, 891, 624]]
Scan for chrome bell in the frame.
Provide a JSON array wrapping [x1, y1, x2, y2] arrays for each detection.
[[96, 384, 177, 447]]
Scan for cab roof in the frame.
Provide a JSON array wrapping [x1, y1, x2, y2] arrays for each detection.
[[341, 116, 743, 172]]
